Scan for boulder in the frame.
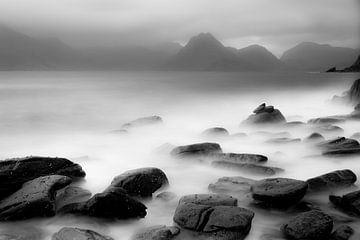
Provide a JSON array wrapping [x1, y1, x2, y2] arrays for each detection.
[[329, 225, 354, 240], [329, 190, 360, 216], [318, 137, 360, 150], [179, 194, 237, 207], [208, 176, 257, 195], [0, 156, 85, 200], [131, 225, 180, 240], [244, 103, 286, 125], [201, 127, 229, 137], [316, 125, 344, 134], [209, 152, 268, 164], [305, 132, 325, 142], [282, 210, 333, 240], [0, 175, 72, 220], [121, 116, 163, 129], [308, 117, 346, 125], [170, 142, 222, 158], [52, 227, 113, 240], [251, 178, 308, 207], [109, 168, 169, 197], [307, 169, 357, 191], [212, 161, 284, 176], [326, 67, 337, 72], [55, 186, 92, 210]]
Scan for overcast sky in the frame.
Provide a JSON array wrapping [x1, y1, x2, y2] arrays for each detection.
[[0, 0, 359, 55]]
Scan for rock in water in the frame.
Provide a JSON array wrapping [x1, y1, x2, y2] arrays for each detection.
[[329, 190, 360, 216], [208, 176, 257, 195], [170, 142, 222, 158], [179, 194, 237, 207], [318, 137, 360, 156], [243, 103, 286, 125], [308, 117, 346, 125], [0, 156, 85, 200], [109, 168, 169, 197], [201, 127, 229, 137], [212, 161, 284, 176], [251, 178, 308, 207], [0, 175, 72, 220], [131, 225, 180, 240], [121, 116, 163, 129], [55, 186, 92, 210], [307, 169, 357, 191], [329, 225, 354, 240], [282, 210, 333, 240], [209, 153, 268, 164], [305, 132, 325, 142], [52, 227, 113, 240]]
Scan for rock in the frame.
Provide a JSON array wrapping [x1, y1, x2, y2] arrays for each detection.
[[0, 175, 72, 220], [305, 132, 325, 142], [201, 127, 229, 137], [318, 137, 360, 156], [329, 190, 360, 216], [212, 161, 284, 176], [265, 137, 301, 144], [179, 194, 237, 207], [55, 186, 92, 210], [52, 227, 113, 240], [251, 131, 291, 138], [316, 125, 344, 134], [109, 168, 169, 197], [326, 67, 337, 72], [244, 103, 286, 125], [209, 152, 268, 164], [131, 225, 180, 240], [0, 156, 85, 200], [307, 169, 357, 191], [121, 116, 163, 129], [208, 176, 257, 195], [251, 178, 308, 207], [59, 187, 147, 219], [155, 192, 177, 202], [170, 142, 222, 158], [284, 121, 306, 127], [329, 225, 354, 240], [308, 117, 346, 125], [282, 210, 333, 240], [323, 148, 360, 156]]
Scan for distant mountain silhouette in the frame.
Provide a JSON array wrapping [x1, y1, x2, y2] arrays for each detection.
[[281, 42, 359, 72]]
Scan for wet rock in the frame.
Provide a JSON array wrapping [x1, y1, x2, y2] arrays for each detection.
[[155, 192, 177, 202], [170, 142, 222, 158], [59, 187, 147, 219], [131, 225, 180, 240], [201, 127, 229, 137], [307, 169, 357, 191], [208, 176, 257, 195], [282, 210, 333, 240], [0, 175, 72, 220], [251, 178, 308, 207], [0, 156, 85, 200], [55, 186, 92, 210], [244, 103, 286, 125], [329, 190, 360, 216], [52, 227, 113, 240], [179, 194, 237, 207], [305, 132, 325, 142], [329, 225, 354, 240], [308, 117, 346, 125], [323, 148, 360, 156], [209, 152, 268, 164], [318, 137, 360, 150], [109, 168, 169, 197], [212, 161, 284, 176], [121, 116, 163, 129], [265, 137, 301, 144]]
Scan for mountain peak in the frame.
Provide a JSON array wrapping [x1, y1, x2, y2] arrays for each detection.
[[185, 32, 224, 49]]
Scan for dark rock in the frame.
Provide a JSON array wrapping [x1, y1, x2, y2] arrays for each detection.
[[244, 103, 286, 125], [318, 137, 359, 150], [52, 227, 113, 240], [109, 168, 169, 197], [201, 127, 229, 137], [323, 148, 360, 156], [121, 116, 163, 129], [305, 132, 325, 142], [307, 169, 357, 191], [208, 176, 256, 195], [155, 192, 177, 202], [251, 178, 308, 207], [0, 156, 85, 200], [55, 186, 92, 210], [179, 194, 237, 207], [131, 225, 180, 240], [329, 190, 360, 216], [170, 142, 222, 158], [329, 225, 354, 240], [212, 161, 284, 176], [209, 152, 268, 164], [265, 137, 301, 144], [308, 117, 346, 125], [59, 187, 147, 219], [326, 67, 337, 72], [282, 210, 333, 240], [0, 175, 72, 220]]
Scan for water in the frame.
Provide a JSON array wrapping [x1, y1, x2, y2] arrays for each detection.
[[0, 71, 359, 239]]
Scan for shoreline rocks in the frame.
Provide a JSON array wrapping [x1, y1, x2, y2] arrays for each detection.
[[330, 190, 360, 217], [307, 169, 357, 191], [121, 116, 163, 129], [170, 142, 222, 158], [212, 161, 284, 176], [131, 225, 180, 240], [243, 103, 286, 125]]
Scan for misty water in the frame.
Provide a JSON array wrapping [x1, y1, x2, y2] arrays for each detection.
[[0, 71, 360, 239]]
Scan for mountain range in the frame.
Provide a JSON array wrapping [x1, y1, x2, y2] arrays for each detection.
[[0, 26, 358, 72]]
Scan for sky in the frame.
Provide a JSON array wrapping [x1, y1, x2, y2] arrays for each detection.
[[0, 0, 359, 56]]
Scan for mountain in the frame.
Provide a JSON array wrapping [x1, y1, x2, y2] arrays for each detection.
[[281, 42, 359, 72], [0, 25, 83, 70]]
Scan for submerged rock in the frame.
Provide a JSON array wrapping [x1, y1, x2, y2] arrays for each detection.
[[201, 127, 229, 137], [208, 176, 257, 195], [212, 161, 284, 176], [318, 137, 360, 156], [121, 116, 163, 129], [307, 169, 357, 191], [179, 194, 237, 207], [243, 103, 286, 125], [251, 178, 308, 207], [170, 142, 222, 158], [209, 152, 268, 164], [0, 156, 85, 200], [131, 225, 180, 240], [282, 210, 333, 240], [315, 125, 344, 134], [265, 137, 301, 144], [329, 225, 354, 240], [0, 175, 72, 220], [308, 117, 346, 125], [109, 167, 169, 197], [329, 190, 360, 216], [52, 227, 113, 240], [305, 132, 325, 142], [55, 186, 92, 210], [155, 192, 177, 202]]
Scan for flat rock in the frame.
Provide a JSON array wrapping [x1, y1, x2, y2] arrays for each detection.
[[244, 103, 286, 125], [0, 156, 85, 200], [0, 175, 72, 220], [208, 176, 257, 195], [307, 169, 357, 191], [55, 186, 92, 210], [265, 137, 301, 144], [209, 152, 268, 164], [329, 190, 360, 216], [121, 116, 163, 129], [109, 167, 169, 197], [282, 210, 333, 240], [201, 127, 229, 137], [251, 178, 308, 207], [308, 117, 346, 125], [212, 161, 284, 176], [170, 142, 222, 158], [305, 132, 325, 142], [318, 137, 360, 150], [131, 225, 180, 240], [52, 227, 113, 240], [329, 225, 354, 240], [179, 194, 237, 207]]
